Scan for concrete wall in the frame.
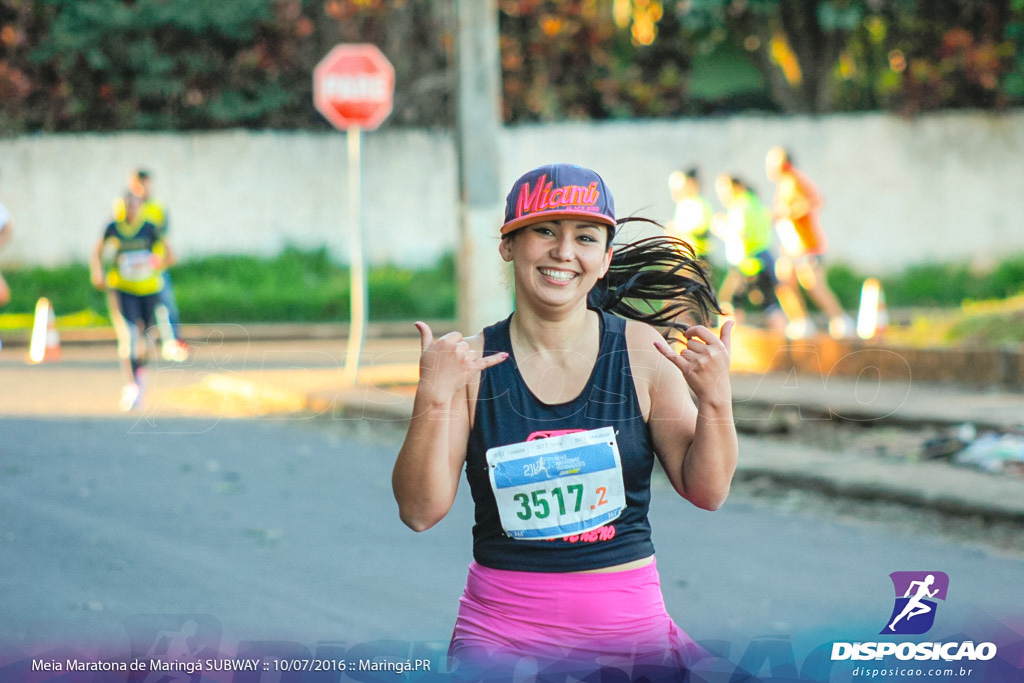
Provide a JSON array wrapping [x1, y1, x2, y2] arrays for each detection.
[[500, 111, 1024, 273], [0, 129, 460, 268], [1, 110, 1022, 273]]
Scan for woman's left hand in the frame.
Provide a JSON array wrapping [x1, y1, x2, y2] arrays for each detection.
[[655, 320, 733, 409]]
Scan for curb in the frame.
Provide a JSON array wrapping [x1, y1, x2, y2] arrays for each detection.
[[734, 467, 1024, 525], [0, 320, 446, 347], [5, 322, 1023, 391], [732, 435, 1024, 525], [190, 369, 1024, 525], [732, 327, 1024, 392]]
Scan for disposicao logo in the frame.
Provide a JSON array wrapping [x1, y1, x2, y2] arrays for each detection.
[[831, 571, 998, 663], [881, 571, 949, 635]]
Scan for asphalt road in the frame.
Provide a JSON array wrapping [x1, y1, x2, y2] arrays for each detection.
[[2, 341, 1023, 680]]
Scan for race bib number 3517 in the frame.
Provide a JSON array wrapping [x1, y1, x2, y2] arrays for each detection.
[[486, 426, 626, 540]]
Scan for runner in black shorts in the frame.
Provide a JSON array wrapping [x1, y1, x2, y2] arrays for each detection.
[[712, 174, 787, 334], [90, 192, 173, 411]]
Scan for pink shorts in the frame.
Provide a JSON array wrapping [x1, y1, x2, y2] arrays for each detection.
[[449, 559, 699, 677]]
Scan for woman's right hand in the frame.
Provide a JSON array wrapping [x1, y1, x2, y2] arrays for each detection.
[[414, 321, 507, 404]]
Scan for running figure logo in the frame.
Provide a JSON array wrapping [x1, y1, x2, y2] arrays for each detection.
[[881, 571, 949, 635]]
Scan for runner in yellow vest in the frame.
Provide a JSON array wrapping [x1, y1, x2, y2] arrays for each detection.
[[128, 169, 189, 361], [712, 175, 787, 334], [667, 167, 715, 262], [90, 193, 172, 411]]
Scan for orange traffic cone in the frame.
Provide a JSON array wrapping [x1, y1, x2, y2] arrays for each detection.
[[876, 281, 889, 337], [856, 278, 888, 340], [28, 297, 61, 363]]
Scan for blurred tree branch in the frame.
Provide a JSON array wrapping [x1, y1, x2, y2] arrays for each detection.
[[0, 0, 1020, 133]]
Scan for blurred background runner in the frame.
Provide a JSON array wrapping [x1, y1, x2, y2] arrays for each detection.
[[765, 147, 854, 339], [128, 168, 189, 362], [712, 174, 788, 335]]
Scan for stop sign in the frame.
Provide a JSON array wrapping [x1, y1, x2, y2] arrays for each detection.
[[313, 44, 395, 131]]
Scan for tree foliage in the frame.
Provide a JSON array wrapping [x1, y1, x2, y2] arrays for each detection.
[[678, 0, 1023, 115], [507, 0, 1024, 117], [2, 0, 316, 132], [498, 1, 695, 121], [0, 0, 1021, 134], [0, 0, 456, 132]]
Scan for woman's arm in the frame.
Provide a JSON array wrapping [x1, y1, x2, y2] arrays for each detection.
[[157, 239, 176, 270], [89, 239, 107, 291], [630, 320, 737, 510], [0, 218, 12, 252], [392, 322, 507, 531]]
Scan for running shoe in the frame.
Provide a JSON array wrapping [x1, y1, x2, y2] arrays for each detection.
[[828, 314, 857, 340], [162, 338, 190, 362], [119, 383, 142, 412]]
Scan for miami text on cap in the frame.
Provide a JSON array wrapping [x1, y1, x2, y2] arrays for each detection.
[[501, 163, 616, 235]]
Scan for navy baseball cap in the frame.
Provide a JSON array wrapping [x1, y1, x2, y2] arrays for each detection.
[[501, 163, 616, 235]]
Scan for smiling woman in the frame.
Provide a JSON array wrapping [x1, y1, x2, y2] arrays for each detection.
[[499, 219, 612, 314], [392, 163, 738, 679]]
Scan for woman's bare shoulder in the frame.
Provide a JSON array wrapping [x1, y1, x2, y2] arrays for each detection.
[[623, 319, 674, 382], [624, 319, 668, 351]]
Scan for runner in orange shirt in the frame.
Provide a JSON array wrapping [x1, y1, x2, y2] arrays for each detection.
[[765, 147, 854, 339]]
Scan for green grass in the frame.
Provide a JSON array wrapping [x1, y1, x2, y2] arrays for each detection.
[[0, 247, 456, 329], [2, 248, 1023, 348], [801, 254, 1024, 312], [1, 263, 108, 318], [827, 256, 1024, 346], [947, 295, 1024, 345], [721, 254, 1024, 347]]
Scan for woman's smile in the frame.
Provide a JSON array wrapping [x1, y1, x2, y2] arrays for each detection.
[[538, 267, 579, 284]]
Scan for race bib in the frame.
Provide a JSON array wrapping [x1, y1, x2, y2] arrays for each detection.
[[117, 250, 156, 282], [486, 426, 626, 540]]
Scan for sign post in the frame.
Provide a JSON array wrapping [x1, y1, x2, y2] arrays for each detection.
[[313, 44, 395, 385], [455, 0, 512, 333]]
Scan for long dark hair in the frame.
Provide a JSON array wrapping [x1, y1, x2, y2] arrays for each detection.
[[588, 217, 721, 333]]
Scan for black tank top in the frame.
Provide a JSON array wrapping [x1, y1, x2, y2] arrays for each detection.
[[465, 310, 657, 572]]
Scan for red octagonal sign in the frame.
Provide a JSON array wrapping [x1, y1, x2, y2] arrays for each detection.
[[314, 44, 395, 131]]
